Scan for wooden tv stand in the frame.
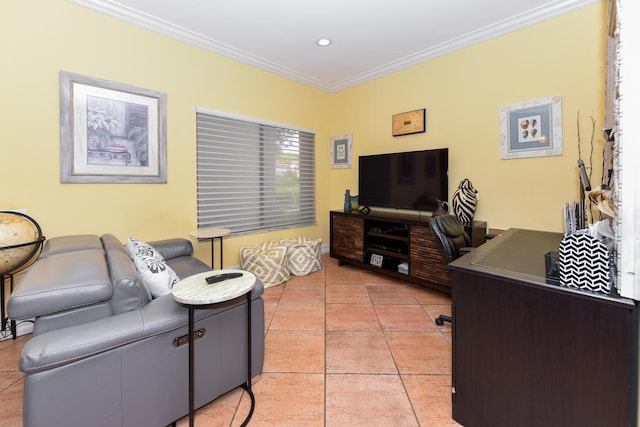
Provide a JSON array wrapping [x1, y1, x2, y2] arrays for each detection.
[[329, 210, 486, 294]]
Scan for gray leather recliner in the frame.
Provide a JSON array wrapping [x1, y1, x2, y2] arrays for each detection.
[[8, 234, 265, 427]]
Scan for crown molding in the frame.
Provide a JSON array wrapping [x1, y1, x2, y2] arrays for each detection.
[[67, 0, 600, 93], [330, 0, 600, 92]]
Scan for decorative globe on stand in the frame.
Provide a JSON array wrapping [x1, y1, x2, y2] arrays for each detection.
[[0, 211, 45, 338], [0, 211, 45, 276]]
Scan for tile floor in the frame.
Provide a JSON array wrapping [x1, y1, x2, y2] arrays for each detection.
[[0, 255, 461, 426]]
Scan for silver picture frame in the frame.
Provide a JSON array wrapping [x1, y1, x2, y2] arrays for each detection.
[[60, 71, 167, 183]]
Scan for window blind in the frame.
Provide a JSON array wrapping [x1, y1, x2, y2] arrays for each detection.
[[196, 109, 316, 235]]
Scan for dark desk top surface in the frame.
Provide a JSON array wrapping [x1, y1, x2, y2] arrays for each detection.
[[450, 228, 635, 308]]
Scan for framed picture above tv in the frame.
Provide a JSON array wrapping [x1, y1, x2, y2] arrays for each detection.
[[392, 108, 426, 136]]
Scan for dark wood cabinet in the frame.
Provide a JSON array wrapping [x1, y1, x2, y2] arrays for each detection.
[[450, 229, 637, 427], [330, 210, 486, 294], [330, 214, 364, 262]]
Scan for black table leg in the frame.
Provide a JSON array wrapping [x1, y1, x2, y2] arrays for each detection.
[[240, 291, 255, 427], [210, 239, 215, 269], [8, 274, 15, 339], [220, 237, 224, 269], [188, 307, 195, 427], [1, 274, 6, 333], [209, 237, 224, 269]]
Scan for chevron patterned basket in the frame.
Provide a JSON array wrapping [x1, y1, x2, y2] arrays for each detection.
[[558, 232, 611, 294]]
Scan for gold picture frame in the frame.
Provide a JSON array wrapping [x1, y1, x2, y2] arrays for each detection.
[[392, 108, 426, 136]]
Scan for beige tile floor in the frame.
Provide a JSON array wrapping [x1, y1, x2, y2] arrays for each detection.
[[0, 255, 461, 426]]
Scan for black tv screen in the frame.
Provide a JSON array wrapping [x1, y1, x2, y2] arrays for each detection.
[[358, 148, 448, 212]]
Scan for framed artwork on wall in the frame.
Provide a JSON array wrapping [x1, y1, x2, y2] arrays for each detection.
[[499, 95, 562, 160], [330, 134, 352, 168], [392, 108, 426, 136], [60, 71, 167, 183]]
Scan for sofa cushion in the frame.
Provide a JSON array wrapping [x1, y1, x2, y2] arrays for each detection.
[[8, 248, 112, 320], [280, 236, 322, 276], [39, 234, 103, 258], [101, 234, 152, 313], [239, 241, 289, 288], [127, 238, 179, 298]]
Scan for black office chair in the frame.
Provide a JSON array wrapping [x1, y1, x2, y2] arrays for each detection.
[[428, 214, 473, 326]]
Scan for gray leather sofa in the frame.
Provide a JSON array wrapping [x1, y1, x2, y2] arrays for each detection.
[[7, 234, 265, 427]]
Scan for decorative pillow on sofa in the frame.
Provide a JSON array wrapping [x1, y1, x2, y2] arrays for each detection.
[[126, 237, 159, 259], [239, 241, 289, 288], [279, 236, 322, 276], [127, 238, 180, 298]]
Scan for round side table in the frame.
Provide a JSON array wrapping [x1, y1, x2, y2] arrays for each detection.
[[189, 228, 231, 269]]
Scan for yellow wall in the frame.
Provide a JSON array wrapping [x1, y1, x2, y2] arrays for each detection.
[[1, 0, 331, 265], [1, 0, 606, 266], [329, 3, 607, 232]]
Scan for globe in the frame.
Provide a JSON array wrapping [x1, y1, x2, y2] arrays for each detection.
[[0, 211, 44, 275]]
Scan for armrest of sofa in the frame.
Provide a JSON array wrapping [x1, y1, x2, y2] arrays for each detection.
[[149, 238, 194, 260], [19, 295, 179, 374], [19, 282, 264, 374]]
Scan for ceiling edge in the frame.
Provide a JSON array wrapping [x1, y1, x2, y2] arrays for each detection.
[[329, 0, 601, 92], [67, 0, 600, 94]]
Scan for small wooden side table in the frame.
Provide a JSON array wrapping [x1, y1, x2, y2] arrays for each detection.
[[190, 228, 231, 269], [172, 270, 256, 427]]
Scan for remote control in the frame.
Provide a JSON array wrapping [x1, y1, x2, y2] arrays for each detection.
[[205, 272, 243, 284]]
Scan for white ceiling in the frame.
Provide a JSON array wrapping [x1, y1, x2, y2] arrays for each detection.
[[69, 0, 598, 93]]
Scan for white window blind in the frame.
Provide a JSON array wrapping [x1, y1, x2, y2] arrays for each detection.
[[196, 109, 316, 235]]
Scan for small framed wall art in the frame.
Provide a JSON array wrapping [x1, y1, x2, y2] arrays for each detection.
[[330, 134, 352, 168], [392, 108, 426, 136], [499, 95, 562, 160]]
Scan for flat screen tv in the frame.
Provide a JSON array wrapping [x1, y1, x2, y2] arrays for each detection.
[[358, 148, 448, 212]]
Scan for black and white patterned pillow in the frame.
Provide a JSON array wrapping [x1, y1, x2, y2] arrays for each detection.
[[127, 238, 180, 298], [126, 237, 160, 259]]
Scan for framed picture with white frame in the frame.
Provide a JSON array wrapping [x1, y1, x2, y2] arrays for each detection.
[[499, 95, 562, 160], [330, 134, 352, 168]]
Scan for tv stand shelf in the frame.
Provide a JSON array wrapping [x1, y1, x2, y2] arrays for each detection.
[[330, 210, 486, 294]]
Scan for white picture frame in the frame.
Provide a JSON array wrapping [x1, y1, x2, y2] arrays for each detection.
[[500, 95, 562, 160], [330, 134, 352, 169]]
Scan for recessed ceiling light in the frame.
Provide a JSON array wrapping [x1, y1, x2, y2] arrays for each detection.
[[316, 37, 332, 47]]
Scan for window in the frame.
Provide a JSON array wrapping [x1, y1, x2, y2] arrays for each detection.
[[196, 108, 316, 235]]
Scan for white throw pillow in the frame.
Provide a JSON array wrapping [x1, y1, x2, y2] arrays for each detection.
[[133, 254, 180, 298], [126, 237, 160, 259], [127, 237, 180, 298]]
